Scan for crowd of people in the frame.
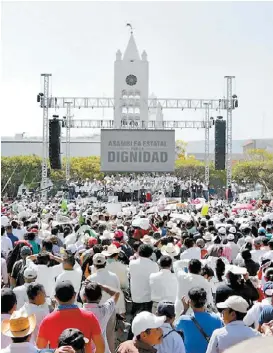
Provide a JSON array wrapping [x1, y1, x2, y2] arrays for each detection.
[[1, 182, 273, 353], [66, 175, 217, 202]]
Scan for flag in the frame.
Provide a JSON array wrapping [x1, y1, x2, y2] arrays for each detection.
[[61, 199, 68, 212]]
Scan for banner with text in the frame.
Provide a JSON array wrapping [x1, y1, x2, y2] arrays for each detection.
[[100, 129, 175, 172]]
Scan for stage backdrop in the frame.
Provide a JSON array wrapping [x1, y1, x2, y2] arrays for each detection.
[[100, 129, 175, 172]]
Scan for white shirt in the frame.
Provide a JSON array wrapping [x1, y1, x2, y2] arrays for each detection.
[[88, 268, 120, 304], [225, 242, 240, 262], [1, 314, 11, 349], [83, 298, 115, 353], [250, 249, 267, 263], [21, 302, 50, 342], [13, 282, 34, 309], [180, 247, 201, 261], [243, 297, 272, 329], [55, 268, 82, 295], [12, 228, 27, 241], [154, 323, 185, 353], [1, 342, 39, 353], [1, 235, 13, 257], [106, 260, 129, 289], [28, 262, 63, 297], [129, 257, 159, 303], [205, 321, 261, 353], [263, 250, 273, 261], [175, 270, 213, 318], [1, 258, 8, 284], [149, 269, 178, 303]]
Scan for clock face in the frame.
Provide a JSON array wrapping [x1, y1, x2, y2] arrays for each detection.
[[126, 74, 137, 86]]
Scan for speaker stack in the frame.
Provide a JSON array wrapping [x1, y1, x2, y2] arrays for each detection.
[[215, 117, 226, 170], [49, 119, 61, 170]]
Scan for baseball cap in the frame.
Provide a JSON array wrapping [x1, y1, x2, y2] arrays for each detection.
[[66, 244, 77, 254], [263, 281, 273, 296], [23, 267, 37, 279], [258, 227, 266, 235], [55, 280, 75, 302], [253, 237, 262, 245], [58, 328, 89, 350], [93, 253, 106, 266], [157, 302, 175, 318], [20, 246, 32, 256], [88, 237, 98, 247], [227, 234, 235, 241], [132, 311, 165, 336], [217, 295, 249, 313], [218, 227, 226, 235]]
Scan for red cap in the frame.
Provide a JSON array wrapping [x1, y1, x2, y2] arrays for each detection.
[[88, 237, 98, 247], [114, 230, 124, 240], [28, 228, 38, 233]]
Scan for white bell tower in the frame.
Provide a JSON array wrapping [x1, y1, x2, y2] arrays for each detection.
[[114, 33, 149, 127]]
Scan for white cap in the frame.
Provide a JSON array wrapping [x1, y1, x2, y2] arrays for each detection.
[[227, 234, 235, 241], [24, 267, 37, 279], [132, 311, 165, 336], [93, 253, 106, 266], [217, 295, 249, 313], [229, 226, 237, 234], [66, 244, 78, 254], [203, 232, 213, 241], [218, 227, 226, 235]]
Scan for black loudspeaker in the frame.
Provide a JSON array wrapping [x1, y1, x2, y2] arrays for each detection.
[[49, 119, 61, 170], [215, 119, 226, 170]]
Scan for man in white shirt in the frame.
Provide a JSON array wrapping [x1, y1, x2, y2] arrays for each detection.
[[1, 226, 13, 258], [22, 283, 50, 342], [13, 267, 38, 309], [103, 244, 129, 315], [82, 281, 120, 353], [251, 237, 267, 263], [226, 232, 240, 263], [1, 257, 9, 286], [263, 239, 273, 261], [175, 259, 213, 318], [129, 243, 159, 320], [87, 253, 121, 353], [180, 238, 201, 261], [55, 253, 82, 296], [206, 296, 260, 353], [149, 256, 178, 313]]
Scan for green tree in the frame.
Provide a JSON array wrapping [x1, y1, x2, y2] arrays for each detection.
[[233, 149, 273, 192]]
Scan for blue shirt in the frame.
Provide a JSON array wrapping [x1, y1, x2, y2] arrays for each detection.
[[258, 305, 273, 325], [7, 233, 19, 247], [176, 312, 223, 353]]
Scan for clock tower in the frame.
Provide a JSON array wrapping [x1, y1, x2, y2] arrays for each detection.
[[114, 34, 149, 127]]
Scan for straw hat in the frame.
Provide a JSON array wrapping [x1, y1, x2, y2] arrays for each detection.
[[140, 235, 156, 245], [161, 243, 180, 257], [1, 309, 36, 338], [102, 244, 121, 257]]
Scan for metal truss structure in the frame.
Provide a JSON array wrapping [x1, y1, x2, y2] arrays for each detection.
[[40, 75, 237, 200], [65, 119, 213, 129], [40, 74, 51, 201], [203, 103, 211, 187], [225, 76, 235, 188], [48, 97, 229, 110], [65, 102, 72, 182]]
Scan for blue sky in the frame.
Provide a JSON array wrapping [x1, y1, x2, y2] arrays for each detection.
[[1, 1, 273, 141]]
